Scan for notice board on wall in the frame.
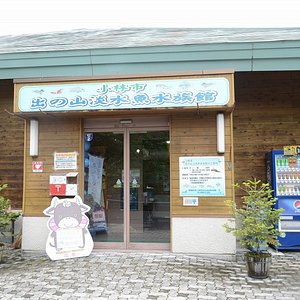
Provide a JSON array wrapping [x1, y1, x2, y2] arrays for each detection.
[[179, 156, 225, 197]]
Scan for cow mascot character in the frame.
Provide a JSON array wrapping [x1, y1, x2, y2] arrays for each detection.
[[43, 195, 94, 260]]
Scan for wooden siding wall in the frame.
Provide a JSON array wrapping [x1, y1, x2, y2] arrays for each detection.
[[0, 80, 24, 209], [170, 111, 233, 217], [234, 71, 300, 204], [23, 117, 81, 216]]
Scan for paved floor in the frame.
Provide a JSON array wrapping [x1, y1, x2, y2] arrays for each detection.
[[0, 249, 300, 299]]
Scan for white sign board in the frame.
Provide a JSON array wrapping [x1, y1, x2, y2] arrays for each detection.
[[18, 77, 231, 112], [54, 152, 77, 170], [180, 156, 225, 197]]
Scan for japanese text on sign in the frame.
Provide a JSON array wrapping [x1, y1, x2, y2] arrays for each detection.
[[54, 152, 77, 170], [179, 156, 225, 197], [18, 77, 230, 112]]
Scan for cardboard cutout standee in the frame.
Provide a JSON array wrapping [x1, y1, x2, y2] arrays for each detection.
[[43, 195, 94, 260]]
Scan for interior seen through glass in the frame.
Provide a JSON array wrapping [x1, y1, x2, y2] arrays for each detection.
[[84, 130, 170, 245]]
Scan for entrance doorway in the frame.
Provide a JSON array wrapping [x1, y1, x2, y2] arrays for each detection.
[[83, 118, 170, 250]]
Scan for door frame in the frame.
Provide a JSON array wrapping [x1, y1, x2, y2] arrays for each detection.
[[83, 116, 170, 250]]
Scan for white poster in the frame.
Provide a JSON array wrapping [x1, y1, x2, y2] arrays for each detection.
[[180, 156, 225, 197], [88, 154, 104, 204], [54, 152, 77, 170]]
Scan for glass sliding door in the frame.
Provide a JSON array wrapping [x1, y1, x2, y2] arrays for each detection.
[[129, 131, 170, 245], [84, 132, 124, 245], [84, 125, 170, 250]]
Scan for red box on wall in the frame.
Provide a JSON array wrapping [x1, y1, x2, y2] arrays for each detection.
[[49, 173, 78, 196], [49, 184, 66, 196]]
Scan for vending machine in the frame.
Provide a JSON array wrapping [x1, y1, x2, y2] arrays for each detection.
[[266, 148, 300, 250]]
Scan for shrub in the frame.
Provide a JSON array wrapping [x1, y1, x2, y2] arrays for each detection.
[[224, 178, 285, 254], [0, 184, 21, 240]]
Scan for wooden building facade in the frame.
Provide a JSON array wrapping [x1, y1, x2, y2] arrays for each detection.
[[234, 71, 300, 204], [0, 29, 300, 254], [13, 72, 235, 253], [0, 80, 24, 209]]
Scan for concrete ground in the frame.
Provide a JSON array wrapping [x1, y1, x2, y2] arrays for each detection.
[[0, 249, 300, 299]]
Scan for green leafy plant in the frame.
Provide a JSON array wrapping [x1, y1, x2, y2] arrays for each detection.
[[224, 178, 285, 254], [0, 184, 21, 242]]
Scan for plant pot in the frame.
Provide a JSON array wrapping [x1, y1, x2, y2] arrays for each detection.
[[245, 252, 272, 279]]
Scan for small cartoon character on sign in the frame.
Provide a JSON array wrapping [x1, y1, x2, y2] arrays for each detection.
[[43, 195, 94, 260]]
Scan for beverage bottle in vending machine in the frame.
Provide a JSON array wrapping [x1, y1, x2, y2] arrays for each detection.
[[284, 157, 289, 168], [276, 157, 283, 168]]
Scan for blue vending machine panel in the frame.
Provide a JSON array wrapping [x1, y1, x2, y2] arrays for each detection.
[[278, 198, 300, 216], [266, 150, 300, 250]]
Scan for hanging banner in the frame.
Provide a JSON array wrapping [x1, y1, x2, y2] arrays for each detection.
[[88, 155, 104, 204], [179, 156, 225, 197]]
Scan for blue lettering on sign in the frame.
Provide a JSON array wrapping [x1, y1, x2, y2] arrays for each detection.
[[89, 95, 109, 107], [133, 93, 151, 105], [49, 97, 68, 108], [130, 83, 146, 92], [173, 92, 194, 104], [110, 95, 130, 106], [195, 91, 218, 103], [31, 91, 218, 109], [96, 84, 109, 94], [31, 97, 47, 110], [152, 92, 172, 104], [111, 83, 131, 93], [69, 96, 88, 107]]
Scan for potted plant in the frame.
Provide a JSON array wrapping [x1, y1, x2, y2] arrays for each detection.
[[224, 178, 285, 279], [0, 183, 21, 262]]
